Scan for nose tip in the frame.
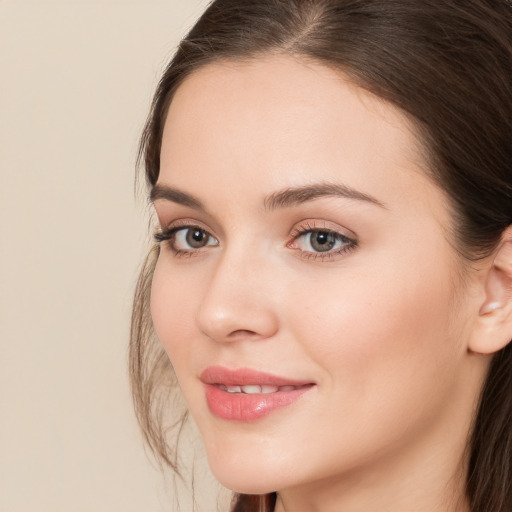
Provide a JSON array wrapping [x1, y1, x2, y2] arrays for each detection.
[[195, 260, 279, 344], [197, 300, 279, 344]]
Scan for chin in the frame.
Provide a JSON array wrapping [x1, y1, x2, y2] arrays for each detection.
[[215, 474, 278, 495], [205, 450, 282, 495]]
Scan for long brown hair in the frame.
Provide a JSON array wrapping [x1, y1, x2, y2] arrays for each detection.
[[130, 1, 512, 511]]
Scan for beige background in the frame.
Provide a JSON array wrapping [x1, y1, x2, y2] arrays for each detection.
[[0, 1, 227, 511]]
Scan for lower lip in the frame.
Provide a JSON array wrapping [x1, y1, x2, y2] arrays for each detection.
[[204, 384, 313, 421]]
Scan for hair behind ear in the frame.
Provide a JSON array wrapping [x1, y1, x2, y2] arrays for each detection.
[[467, 343, 512, 512]]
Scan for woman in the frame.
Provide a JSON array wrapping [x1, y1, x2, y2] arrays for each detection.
[[130, 1, 512, 511]]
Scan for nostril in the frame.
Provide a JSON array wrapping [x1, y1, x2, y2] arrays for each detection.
[[227, 329, 261, 340]]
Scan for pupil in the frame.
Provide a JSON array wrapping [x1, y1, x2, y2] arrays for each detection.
[[317, 233, 328, 244], [311, 231, 335, 252], [187, 229, 207, 248]]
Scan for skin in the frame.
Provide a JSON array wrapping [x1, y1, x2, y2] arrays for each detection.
[[150, 56, 491, 512]]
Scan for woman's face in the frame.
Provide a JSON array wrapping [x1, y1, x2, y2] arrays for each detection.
[[151, 57, 483, 497]]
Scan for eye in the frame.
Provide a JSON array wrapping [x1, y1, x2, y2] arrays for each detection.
[[296, 230, 353, 252], [301, 231, 343, 252], [154, 225, 219, 255], [174, 227, 216, 250], [287, 223, 357, 260]]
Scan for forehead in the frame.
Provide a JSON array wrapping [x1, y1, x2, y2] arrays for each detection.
[[159, 56, 442, 219]]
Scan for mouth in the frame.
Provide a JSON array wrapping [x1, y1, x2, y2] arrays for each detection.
[[200, 366, 315, 421], [217, 384, 309, 394]]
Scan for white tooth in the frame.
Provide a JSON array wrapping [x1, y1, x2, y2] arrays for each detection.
[[261, 385, 279, 394], [226, 386, 241, 393], [218, 384, 227, 391], [279, 386, 296, 391], [241, 385, 262, 394]]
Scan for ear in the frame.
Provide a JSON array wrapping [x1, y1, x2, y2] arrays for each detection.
[[469, 227, 512, 354]]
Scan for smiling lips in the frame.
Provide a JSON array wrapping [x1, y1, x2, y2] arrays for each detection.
[[201, 366, 315, 421], [219, 384, 303, 394]]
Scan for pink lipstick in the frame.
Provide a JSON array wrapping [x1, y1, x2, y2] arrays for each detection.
[[200, 366, 315, 421]]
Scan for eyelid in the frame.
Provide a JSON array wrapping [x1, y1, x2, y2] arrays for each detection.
[[153, 205, 222, 236], [155, 218, 218, 239], [161, 217, 211, 230], [288, 219, 357, 240]]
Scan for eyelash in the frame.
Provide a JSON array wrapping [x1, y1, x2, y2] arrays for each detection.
[[154, 221, 357, 261]]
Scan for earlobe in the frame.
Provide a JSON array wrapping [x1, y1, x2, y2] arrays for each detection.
[[469, 228, 512, 354], [478, 300, 502, 315]]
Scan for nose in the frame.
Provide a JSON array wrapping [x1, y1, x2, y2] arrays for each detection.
[[195, 247, 280, 344]]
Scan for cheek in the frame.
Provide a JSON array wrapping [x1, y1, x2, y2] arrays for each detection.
[[286, 253, 464, 418], [292, 272, 448, 350], [150, 259, 197, 370], [266, 260, 466, 479]]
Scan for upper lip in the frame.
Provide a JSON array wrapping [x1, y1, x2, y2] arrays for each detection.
[[200, 366, 314, 387]]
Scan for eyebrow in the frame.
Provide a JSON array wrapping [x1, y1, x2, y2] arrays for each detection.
[[150, 184, 206, 211], [263, 182, 386, 210], [150, 182, 386, 212]]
